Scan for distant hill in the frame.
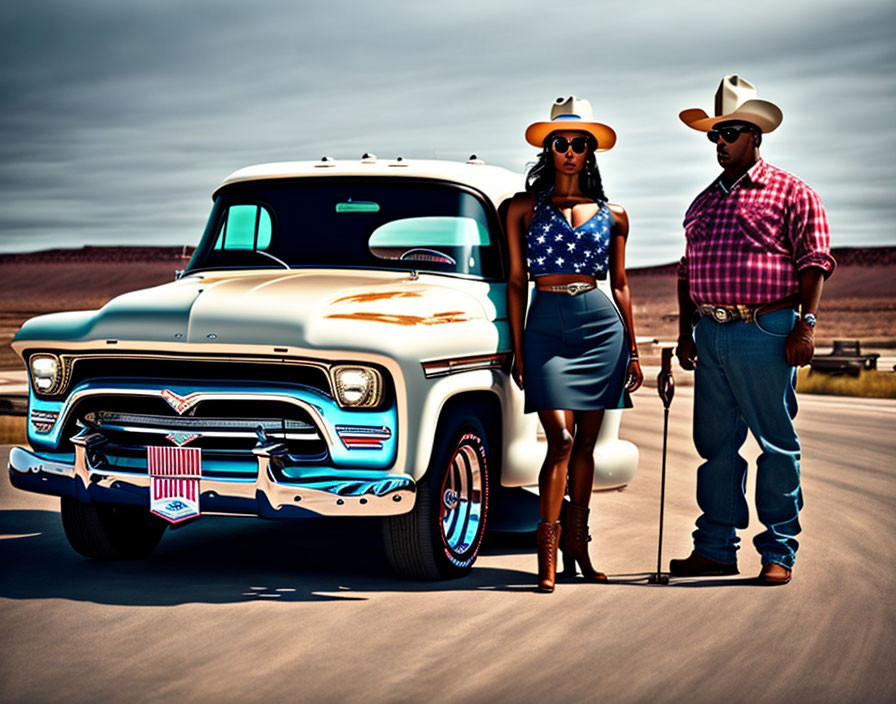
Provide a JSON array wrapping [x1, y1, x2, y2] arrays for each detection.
[[2, 244, 894, 269], [0, 245, 195, 264]]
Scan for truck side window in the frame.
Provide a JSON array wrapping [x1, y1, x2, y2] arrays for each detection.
[[214, 204, 273, 250]]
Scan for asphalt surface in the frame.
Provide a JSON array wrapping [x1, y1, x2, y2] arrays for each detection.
[[1, 387, 894, 704]]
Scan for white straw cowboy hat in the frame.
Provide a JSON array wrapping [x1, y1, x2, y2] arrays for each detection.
[[680, 75, 783, 133], [525, 96, 617, 151]]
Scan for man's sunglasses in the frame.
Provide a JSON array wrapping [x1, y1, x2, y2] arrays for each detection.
[[707, 124, 755, 144], [550, 136, 592, 154]]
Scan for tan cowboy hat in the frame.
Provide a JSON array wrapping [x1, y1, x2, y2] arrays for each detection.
[[680, 75, 783, 133], [525, 96, 617, 151]]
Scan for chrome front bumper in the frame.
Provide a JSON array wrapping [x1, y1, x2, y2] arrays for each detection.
[[8, 445, 416, 518]]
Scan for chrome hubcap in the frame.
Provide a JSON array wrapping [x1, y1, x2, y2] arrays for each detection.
[[440, 439, 484, 558]]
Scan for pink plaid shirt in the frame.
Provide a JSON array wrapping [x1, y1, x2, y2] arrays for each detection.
[[678, 160, 835, 305]]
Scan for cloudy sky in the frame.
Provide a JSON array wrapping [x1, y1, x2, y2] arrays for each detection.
[[1, 0, 893, 266]]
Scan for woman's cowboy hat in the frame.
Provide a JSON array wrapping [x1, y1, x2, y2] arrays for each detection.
[[680, 75, 783, 133], [525, 96, 617, 151]]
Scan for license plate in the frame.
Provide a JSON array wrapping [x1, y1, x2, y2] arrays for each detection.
[[147, 446, 202, 524]]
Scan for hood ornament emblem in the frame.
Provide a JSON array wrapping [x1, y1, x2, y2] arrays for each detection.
[[161, 389, 202, 415], [166, 432, 200, 447]]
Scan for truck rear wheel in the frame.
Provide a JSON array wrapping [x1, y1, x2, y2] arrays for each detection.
[[60, 497, 167, 560], [383, 407, 489, 579]]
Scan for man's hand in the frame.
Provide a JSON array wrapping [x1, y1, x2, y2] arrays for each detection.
[[786, 319, 815, 367], [676, 334, 697, 370]]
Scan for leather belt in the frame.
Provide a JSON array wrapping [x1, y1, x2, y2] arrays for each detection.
[[536, 281, 596, 296], [697, 296, 799, 324]]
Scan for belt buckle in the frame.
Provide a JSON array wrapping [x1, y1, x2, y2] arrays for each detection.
[[565, 282, 592, 296], [711, 306, 733, 323]]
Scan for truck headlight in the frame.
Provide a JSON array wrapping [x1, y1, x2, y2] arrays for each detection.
[[30, 354, 61, 394], [331, 365, 383, 408]]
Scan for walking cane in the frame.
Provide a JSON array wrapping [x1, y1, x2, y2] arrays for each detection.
[[648, 347, 675, 585]]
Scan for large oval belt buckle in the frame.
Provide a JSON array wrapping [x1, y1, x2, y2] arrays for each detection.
[[712, 307, 731, 323], [566, 282, 591, 296]]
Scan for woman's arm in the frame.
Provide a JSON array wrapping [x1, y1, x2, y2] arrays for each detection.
[[505, 193, 531, 389], [608, 203, 643, 392]]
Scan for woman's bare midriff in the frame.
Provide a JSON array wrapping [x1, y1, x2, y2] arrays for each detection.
[[534, 273, 596, 289]]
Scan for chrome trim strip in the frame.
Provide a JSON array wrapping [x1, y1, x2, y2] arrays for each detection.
[[8, 445, 415, 517], [93, 424, 320, 441], [103, 425, 320, 442], [335, 425, 392, 451], [421, 353, 509, 378]]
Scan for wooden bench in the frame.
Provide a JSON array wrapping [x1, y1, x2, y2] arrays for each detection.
[[810, 340, 880, 376]]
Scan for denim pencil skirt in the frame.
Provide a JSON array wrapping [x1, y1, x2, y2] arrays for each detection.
[[522, 287, 630, 413]]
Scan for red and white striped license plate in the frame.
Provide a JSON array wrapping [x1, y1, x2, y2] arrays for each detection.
[[147, 446, 202, 524]]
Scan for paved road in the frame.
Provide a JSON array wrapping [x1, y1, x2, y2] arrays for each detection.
[[1, 388, 894, 704]]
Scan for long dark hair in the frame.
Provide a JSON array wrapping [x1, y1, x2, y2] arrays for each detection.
[[525, 133, 607, 201]]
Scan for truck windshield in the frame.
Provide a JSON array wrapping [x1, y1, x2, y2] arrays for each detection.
[[186, 177, 504, 279]]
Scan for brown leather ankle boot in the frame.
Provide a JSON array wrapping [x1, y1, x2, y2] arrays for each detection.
[[558, 503, 607, 582], [536, 520, 562, 592]]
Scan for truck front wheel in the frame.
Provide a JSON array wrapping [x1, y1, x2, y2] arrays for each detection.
[[383, 408, 490, 579], [60, 497, 167, 560]]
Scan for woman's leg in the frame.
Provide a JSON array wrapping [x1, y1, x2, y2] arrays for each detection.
[[535, 409, 573, 592], [567, 409, 604, 506], [537, 409, 575, 522], [560, 409, 608, 581]]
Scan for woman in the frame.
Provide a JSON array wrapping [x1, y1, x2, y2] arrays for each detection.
[[505, 97, 643, 592]]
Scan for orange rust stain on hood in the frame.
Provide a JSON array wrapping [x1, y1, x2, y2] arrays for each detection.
[[325, 311, 471, 326], [333, 291, 423, 305]]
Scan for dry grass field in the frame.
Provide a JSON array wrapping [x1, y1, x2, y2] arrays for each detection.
[[0, 248, 193, 370], [0, 414, 25, 444]]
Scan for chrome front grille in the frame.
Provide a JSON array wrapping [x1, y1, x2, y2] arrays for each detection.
[[85, 410, 319, 440], [83, 410, 322, 452], [62, 394, 329, 466]]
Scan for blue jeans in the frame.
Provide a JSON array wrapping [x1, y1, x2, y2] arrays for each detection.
[[691, 307, 802, 569]]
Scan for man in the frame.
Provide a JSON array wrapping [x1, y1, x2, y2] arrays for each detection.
[[671, 75, 835, 585]]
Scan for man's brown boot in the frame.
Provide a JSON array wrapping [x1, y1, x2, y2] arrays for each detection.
[[669, 550, 739, 577], [758, 562, 792, 585], [536, 521, 562, 593], [558, 503, 607, 582]]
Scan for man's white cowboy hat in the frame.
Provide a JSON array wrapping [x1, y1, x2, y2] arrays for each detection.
[[525, 96, 617, 151], [680, 75, 783, 133]]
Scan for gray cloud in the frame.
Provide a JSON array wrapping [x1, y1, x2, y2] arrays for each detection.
[[1, 0, 894, 263]]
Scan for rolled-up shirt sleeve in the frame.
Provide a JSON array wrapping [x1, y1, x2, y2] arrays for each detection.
[[789, 183, 836, 277]]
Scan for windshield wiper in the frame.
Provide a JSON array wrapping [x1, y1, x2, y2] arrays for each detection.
[[253, 250, 291, 270]]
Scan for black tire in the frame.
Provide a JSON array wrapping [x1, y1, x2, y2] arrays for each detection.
[[60, 497, 168, 560], [383, 406, 490, 579]]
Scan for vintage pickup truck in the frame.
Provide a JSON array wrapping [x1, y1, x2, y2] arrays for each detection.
[[9, 156, 638, 579]]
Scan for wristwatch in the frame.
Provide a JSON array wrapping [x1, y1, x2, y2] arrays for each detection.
[[800, 313, 817, 328]]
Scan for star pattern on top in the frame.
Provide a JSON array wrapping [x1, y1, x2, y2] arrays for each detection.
[[525, 192, 612, 278]]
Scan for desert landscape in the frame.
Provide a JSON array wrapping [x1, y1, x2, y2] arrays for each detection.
[[1, 245, 894, 371]]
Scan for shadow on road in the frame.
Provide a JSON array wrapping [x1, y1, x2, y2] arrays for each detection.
[[0, 508, 538, 605], [606, 571, 763, 587]]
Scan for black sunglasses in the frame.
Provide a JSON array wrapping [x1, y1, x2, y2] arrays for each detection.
[[550, 135, 592, 154], [707, 124, 755, 144]]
